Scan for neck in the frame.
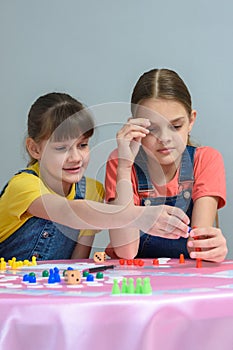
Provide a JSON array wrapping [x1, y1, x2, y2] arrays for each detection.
[[147, 157, 180, 185]]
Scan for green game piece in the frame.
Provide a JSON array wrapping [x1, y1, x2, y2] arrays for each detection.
[[135, 278, 143, 294], [96, 272, 103, 279], [29, 272, 36, 276], [42, 270, 49, 277], [82, 270, 89, 277], [121, 278, 128, 294], [112, 279, 121, 295], [142, 277, 152, 295], [127, 278, 135, 294]]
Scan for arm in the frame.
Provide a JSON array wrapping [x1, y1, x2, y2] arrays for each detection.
[[71, 234, 95, 259], [186, 147, 227, 262], [107, 119, 190, 259], [187, 196, 227, 262]]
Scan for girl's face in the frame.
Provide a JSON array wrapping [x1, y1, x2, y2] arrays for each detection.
[[36, 135, 90, 195], [135, 98, 196, 166]]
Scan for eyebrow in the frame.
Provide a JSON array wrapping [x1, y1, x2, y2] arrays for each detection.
[[169, 116, 186, 123]]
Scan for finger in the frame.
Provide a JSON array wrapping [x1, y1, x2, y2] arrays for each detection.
[[166, 205, 190, 225], [127, 118, 151, 127]]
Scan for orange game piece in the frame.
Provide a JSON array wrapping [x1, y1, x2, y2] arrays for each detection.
[[179, 254, 185, 264]]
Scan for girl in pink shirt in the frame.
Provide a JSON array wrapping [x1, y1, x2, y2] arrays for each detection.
[[105, 68, 227, 262]]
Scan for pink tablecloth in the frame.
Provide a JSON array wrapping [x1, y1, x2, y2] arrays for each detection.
[[1, 258, 233, 350]]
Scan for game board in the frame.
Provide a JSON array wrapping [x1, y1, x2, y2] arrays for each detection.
[[1, 257, 233, 298], [1, 258, 233, 350]]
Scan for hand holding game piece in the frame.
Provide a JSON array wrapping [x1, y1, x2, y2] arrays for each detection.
[[188, 227, 227, 263]]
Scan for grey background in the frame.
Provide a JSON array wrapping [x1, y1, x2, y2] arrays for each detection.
[[1, 0, 232, 257]]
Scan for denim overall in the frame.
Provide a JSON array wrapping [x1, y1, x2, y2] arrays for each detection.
[[135, 145, 196, 259], [0, 169, 86, 261]]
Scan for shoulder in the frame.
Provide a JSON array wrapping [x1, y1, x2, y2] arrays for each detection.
[[194, 146, 224, 165]]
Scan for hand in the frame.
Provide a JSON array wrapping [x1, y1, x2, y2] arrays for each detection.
[[187, 227, 228, 262], [137, 205, 190, 239], [117, 118, 150, 168]]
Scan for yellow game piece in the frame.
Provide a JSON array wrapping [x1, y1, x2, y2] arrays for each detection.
[[0, 257, 6, 270], [31, 256, 37, 266]]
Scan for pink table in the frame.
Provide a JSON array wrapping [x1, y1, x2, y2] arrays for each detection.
[[1, 258, 233, 350]]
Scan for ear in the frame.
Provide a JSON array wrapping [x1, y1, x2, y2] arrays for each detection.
[[26, 138, 42, 160], [188, 110, 196, 133]]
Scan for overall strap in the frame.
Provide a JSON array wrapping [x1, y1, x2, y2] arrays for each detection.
[[178, 145, 196, 184], [134, 148, 154, 192], [75, 176, 86, 199], [0, 169, 38, 197]]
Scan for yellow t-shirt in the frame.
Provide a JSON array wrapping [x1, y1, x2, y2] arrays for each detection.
[[0, 163, 105, 242]]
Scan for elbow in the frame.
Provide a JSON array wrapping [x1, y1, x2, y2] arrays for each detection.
[[115, 247, 137, 260]]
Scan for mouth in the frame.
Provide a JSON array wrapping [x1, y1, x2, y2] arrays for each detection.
[[63, 166, 82, 174], [157, 148, 175, 155]]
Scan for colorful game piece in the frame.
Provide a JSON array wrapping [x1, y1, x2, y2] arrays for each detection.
[[193, 226, 202, 268], [86, 274, 94, 282], [135, 278, 143, 294], [127, 278, 135, 294], [42, 270, 49, 277], [121, 278, 128, 293], [29, 275, 36, 283], [96, 272, 104, 279], [23, 274, 30, 282], [93, 252, 106, 263], [119, 259, 125, 265], [0, 257, 6, 270], [153, 259, 159, 266], [179, 254, 185, 264], [112, 279, 121, 295], [82, 270, 89, 277], [126, 259, 133, 266], [142, 277, 152, 294], [53, 268, 61, 282], [31, 256, 37, 266], [138, 259, 144, 267], [64, 270, 81, 285]]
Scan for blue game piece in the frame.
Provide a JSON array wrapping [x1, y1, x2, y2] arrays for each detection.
[[54, 267, 59, 274], [29, 275, 36, 283], [67, 267, 74, 270], [86, 274, 94, 282], [48, 274, 56, 284], [23, 274, 29, 282]]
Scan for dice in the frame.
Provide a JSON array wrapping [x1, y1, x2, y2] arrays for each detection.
[[93, 252, 106, 263], [64, 270, 81, 284]]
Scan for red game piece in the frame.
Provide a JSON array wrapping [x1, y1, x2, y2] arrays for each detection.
[[196, 259, 202, 268], [126, 259, 133, 265], [119, 259, 125, 265], [133, 259, 139, 266], [138, 259, 144, 267], [153, 259, 159, 266]]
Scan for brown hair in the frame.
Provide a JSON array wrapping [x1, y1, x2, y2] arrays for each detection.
[[131, 68, 192, 116], [27, 92, 94, 165]]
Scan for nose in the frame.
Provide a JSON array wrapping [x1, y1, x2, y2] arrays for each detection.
[[156, 128, 171, 144], [67, 147, 83, 162]]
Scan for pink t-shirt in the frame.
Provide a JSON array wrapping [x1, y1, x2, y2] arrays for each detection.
[[105, 146, 226, 209]]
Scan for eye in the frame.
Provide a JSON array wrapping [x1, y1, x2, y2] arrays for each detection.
[[78, 143, 88, 149], [170, 124, 182, 131], [148, 127, 159, 134], [55, 146, 67, 151]]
